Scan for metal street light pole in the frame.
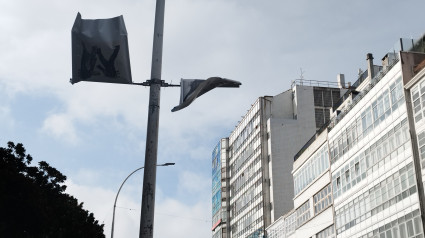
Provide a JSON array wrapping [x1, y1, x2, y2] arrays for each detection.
[[140, 0, 165, 238], [70, 3, 239, 237], [111, 163, 174, 238]]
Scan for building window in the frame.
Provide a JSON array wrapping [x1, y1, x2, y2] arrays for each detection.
[[361, 106, 373, 135], [284, 211, 297, 236], [418, 131, 425, 169], [329, 77, 404, 165], [332, 118, 409, 200], [313, 184, 332, 215], [294, 144, 329, 196], [355, 162, 360, 175], [345, 170, 350, 183], [412, 87, 422, 123], [357, 209, 423, 238], [390, 79, 404, 111], [317, 225, 336, 238], [335, 162, 417, 234], [296, 200, 310, 228]]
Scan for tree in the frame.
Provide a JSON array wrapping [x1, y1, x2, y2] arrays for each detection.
[[0, 142, 105, 238]]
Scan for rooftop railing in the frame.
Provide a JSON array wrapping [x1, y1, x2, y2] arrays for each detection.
[[294, 36, 425, 161], [294, 56, 400, 161], [351, 70, 368, 88], [327, 57, 399, 131], [291, 79, 341, 89]]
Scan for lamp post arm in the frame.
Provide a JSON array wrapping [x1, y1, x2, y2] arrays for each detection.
[[111, 162, 174, 238], [111, 166, 144, 238]]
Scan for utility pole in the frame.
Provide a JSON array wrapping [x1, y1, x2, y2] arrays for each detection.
[[139, 0, 165, 237]]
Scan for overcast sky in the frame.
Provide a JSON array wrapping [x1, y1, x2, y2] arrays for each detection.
[[1, 0, 425, 237]]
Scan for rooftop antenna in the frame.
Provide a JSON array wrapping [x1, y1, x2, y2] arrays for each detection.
[[299, 68, 305, 80], [299, 68, 305, 86]]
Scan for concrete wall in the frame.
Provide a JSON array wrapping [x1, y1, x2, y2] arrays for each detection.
[[268, 85, 319, 222], [271, 89, 294, 119], [293, 85, 317, 129], [401, 51, 425, 85], [268, 118, 296, 221]]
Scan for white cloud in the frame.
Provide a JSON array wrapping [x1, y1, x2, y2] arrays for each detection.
[[0, 105, 14, 129], [0, 0, 273, 148], [2, 1, 425, 237], [66, 178, 211, 238], [155, 198, 211, 238], [65, 179, 122, 237], [41, 113, 79, 144], [178, 171, 211, 196], [72, 168, 104, 186]]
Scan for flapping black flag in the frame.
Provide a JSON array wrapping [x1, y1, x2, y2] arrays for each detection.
[[70, 13, 132, 84], [172, 77, 241, 112]]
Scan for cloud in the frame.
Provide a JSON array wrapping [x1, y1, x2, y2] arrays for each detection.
[[65, 179, 120, 237], [39, 84, 149, 146], [41, 113, 79, 144], [72, 168, 104, 186], [3, 1, 425, 237], [155, 198, 211, 238], [0, 0, 276, 150], [178, 171, 211, 197], [0, 105, 14, 129], [66, 178, 211, 238]]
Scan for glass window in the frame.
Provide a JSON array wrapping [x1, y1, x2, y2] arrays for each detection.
[[345, 170, 350, 183], [392, 226, 399, 238], [357, 117, 363, 141], [355, 162, 360, 176], [406, 220, 414, 237], [414, 217, 422, 234], [296, 200, 310, 228], [391, 79, 403, 107], [294, 144, 329, 196], [401, 173, 407, 191], [317, 225, 335, 238], [362, 107, 373, 135], [314, 184, 332, 215], [383, 89, 391, 112]]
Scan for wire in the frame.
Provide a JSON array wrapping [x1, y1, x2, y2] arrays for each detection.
[[114, 206, 211, 223], [115, 205, 137, 211], [156, 212, 211, 223]]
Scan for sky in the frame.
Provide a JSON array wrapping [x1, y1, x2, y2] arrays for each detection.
[[1, 0, 425, 237]]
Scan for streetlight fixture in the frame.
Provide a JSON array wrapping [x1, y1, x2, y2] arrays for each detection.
[[111, 162, 175, 238]]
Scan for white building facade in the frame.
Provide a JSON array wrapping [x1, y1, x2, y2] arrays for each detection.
[[213, 81, 345, 238], [292, 129, 335, 238], [265, 35, 425, 238], [329, 49, 424, 238]]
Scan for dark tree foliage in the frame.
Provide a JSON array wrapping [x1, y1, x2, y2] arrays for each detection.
[[0, 142, 105, 238]]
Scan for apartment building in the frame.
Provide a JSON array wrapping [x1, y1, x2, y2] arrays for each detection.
[[266, 35, 425, 238], [212, 139, 231, 238], [329, 40, 425, 238], [213, 80, 345, 238]]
